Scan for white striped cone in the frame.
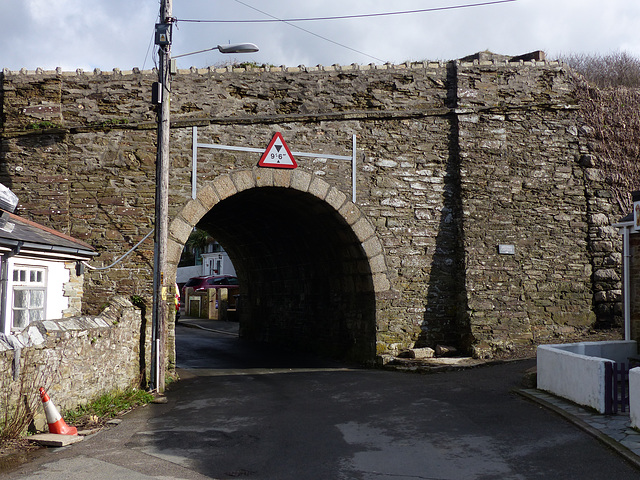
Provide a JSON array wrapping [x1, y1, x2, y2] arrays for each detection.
[[39, 387, 77, 435]]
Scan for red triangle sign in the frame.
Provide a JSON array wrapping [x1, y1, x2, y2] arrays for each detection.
[[258, 132, 297, 169]]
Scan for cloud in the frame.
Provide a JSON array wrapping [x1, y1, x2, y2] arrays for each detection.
[[2, 0, 640, 72], [2, 0, 156, 71]]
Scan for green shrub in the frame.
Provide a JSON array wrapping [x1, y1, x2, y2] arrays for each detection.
[[63, 387, 154, 425]]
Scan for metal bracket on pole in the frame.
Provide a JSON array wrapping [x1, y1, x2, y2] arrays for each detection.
[[191, 127, 358, 203], [192, 126, 198, 199], [351, 135, 357, 204]]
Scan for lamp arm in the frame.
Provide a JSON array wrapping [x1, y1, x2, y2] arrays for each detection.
[[173, 46, 219, 59]]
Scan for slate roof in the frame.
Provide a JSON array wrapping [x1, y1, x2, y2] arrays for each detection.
[[618, 212, 633, 224], [0, 212, 96, 259]]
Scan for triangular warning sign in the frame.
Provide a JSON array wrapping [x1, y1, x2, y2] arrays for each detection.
[[258, 132, 297, 169]]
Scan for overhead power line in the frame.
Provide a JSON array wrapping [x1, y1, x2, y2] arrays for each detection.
[[177, 0, 518, 24], [232, 0, 386, 63], [176, 0, 517, 64]]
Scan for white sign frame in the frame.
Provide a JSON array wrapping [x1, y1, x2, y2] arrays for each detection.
[[191, 126, 358, 203]]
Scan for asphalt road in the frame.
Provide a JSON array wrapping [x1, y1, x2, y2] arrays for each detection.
[[3, 319, 639, 479]]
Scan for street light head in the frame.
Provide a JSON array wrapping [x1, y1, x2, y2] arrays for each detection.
[[217, 43, 259, 54]]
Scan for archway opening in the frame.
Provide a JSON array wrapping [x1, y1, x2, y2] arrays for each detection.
[[192, 186, 376, 362]]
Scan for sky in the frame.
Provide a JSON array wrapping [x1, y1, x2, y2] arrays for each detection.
[[2, 0, 640, 72]]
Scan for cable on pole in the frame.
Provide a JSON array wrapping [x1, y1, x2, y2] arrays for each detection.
[[82, 228, 154, 271]]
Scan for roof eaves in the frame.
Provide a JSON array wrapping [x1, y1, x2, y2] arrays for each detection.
[[0, 238, 97, 259]]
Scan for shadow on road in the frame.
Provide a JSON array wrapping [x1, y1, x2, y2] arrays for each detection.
[[175, 316, 357, 373]]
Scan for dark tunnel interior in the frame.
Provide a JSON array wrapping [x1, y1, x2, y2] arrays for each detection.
[[196, 186, 377, 362]]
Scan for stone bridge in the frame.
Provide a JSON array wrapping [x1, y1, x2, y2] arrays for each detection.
[[0, 51, 622, 364]]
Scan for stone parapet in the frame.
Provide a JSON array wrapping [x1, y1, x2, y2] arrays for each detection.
[[0, 296, 149, 431]]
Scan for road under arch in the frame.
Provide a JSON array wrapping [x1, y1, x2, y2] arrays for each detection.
[[193, 186, 377, 362]]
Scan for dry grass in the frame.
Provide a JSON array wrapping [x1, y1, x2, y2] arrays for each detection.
[[0, 350, 55, 441], [575, 85, 640, 212], [561, 52, 640, 89], [561, 52, 640, 213]]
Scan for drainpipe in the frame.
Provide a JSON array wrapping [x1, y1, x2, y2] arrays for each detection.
[[1, 254, 9, 335], [0, 241, 22, 334], [623, 225, 631, 341], [1, 241, 23, 381]]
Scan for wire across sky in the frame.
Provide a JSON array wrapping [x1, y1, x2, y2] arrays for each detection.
[[177, 0, 518, 24], [174, 0, 518, 64]]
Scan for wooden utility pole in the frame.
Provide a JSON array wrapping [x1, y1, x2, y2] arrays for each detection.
[[149, 2, 256, 392], [152, 0, 172, 393]]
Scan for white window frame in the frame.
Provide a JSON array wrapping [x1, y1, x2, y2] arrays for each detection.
[[2, 257, 70, 334], [11, 265, 47, 331]]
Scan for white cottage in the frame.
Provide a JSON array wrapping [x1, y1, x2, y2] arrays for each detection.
[[0, 210, 96, 334]]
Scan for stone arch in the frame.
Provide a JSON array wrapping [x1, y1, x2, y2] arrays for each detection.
[[166, 167, 389, 362]]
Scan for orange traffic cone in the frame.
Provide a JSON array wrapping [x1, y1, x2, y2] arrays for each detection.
[[39, 387, 77, 435]]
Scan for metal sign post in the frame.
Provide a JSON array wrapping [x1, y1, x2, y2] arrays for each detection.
[[191, 127, 358, 202]]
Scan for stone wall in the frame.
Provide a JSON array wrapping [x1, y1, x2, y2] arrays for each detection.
[[62, 260, 84, 318], [628, 234, 640, 343], [0, 68, 158, 317], [0, 56, 623, 360], [0, 296, 149, 429], [455, 61, 597, 355]]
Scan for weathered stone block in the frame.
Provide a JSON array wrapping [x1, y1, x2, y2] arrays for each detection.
[[254, 168, 274, 187], [291, 169, 312, 192], [179, 199, 208, 226], [231, 170, 256, 191], [168, 217, 192, 245], [409, 347, 435, 359], [325, 187, 347, 211], [272, 169, 292, 187], [212, 174, 237, 200], [195, 184, 220, 210]]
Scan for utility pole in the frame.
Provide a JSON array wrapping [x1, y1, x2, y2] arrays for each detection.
[[149, 2, 257, 393], [152, 0, 173, 393]]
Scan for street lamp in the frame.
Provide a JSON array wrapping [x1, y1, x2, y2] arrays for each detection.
[[152, 0, 258, 393], [173, 43, 259, 59]]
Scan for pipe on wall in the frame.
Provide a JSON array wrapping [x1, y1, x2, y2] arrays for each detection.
[[624, 225, 631, 341]]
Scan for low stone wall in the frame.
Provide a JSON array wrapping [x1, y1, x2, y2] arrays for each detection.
[[0, 296, 149, 431]]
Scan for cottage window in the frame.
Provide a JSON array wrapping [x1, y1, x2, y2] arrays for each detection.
[[11, 266, 46, 330]]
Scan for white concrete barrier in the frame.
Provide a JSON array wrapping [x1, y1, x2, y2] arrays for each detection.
[[630, 368, 640, 429], [537, 341, 637, 414]]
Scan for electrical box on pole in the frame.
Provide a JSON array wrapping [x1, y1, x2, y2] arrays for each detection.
[[155, 23, 172, 46], [151, 82, 161, 104]]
